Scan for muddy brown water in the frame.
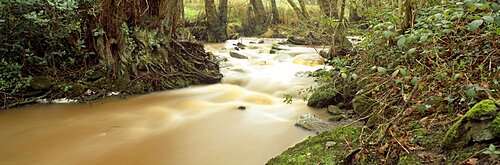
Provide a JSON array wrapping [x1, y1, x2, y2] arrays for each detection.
[[0, 38, 329, 165]]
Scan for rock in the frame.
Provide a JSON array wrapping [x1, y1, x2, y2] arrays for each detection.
[[307, 84, 344, 108], [237, 106, 246, 110], [293, 54, 325, 66], [295, 113, 335, 133], [216, 56, 228, 62], [326, 105, 342, 115], [236, 42, 246, 49], [328, 115, 344, 122], [30, 76, 54, 90], [441, 99, 500, 149], [66, 83, 87, 98], [352, 95, 375, 116], [260, 29, 274, 38], [258, 40, 265, 44], [325, 141, 337, 148], [229, 51, 248, 59]]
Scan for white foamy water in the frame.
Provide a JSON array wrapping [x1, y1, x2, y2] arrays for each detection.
[[0, 38, 329, 165]]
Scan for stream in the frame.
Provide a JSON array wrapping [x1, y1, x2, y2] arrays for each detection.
[[0, 38, 330, 165]]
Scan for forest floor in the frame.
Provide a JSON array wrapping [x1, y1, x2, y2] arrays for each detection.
[[268, 1, 500, 164]]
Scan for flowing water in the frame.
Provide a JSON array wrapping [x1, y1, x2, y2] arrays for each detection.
[[0, 38, 329, 165]]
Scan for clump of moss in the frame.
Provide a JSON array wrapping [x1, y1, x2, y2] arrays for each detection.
[[267, 126, 362, 164], [441, 99, 499, 149], [398, 153, 422, 165], [307, 84, 344, 108]]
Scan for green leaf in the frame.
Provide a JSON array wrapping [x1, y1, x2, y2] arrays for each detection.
[[351, 73, 358, 80], [341, 73, 348, 79], [492, 3, 500, 12], [419, 35, 428, 43], [466, 88, 477, 99], [397, 36, 406, 48], [383, 31, 394, 38], [399, 68, 408, 76], [495, 16, 500, 25], [391, 70, 399, 77], [496, 28, 500, 35], [489, 144, 496, 151], [468, 19, 483, 31], [411, 77, 420, 85], [377, 67, 387, 74], [407, 48, 416, 55], [482, 16, 494, 23]]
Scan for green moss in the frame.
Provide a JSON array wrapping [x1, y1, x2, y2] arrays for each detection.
[[398, 153, 422, 165], [307, 84, 343, 108], [66, 83, 87, 98], [352, 95, 374, 116], [30, 76, 54, 90], [463, 99, 497, 120], [492, 113, 500, 136], [410, 128, 445, 148], [267, 126, 362, 164], [441, 99, 499, 149]]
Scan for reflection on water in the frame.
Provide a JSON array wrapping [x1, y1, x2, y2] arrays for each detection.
[[0, 38, 328, 165]]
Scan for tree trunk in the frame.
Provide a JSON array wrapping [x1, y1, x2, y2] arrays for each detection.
[[402, 0, 414, 31], [270, 0, 280, 24], [287, 0, 305, 19], [298, 0, 309, 18], [248, 0, 267, 35], [318, 0, 338, 18], [84, 0, 221, 91], [349, 0, 361, 22], [326, 0, 352, 59], [218, 0, 228, 40], [205, 0, 227, 42]]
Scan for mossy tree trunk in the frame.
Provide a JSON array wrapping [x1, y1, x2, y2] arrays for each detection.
[[246, 0, 267, 35], [318, 0, 338, 18], [349, 0, 361, 22], [270, 0, 280, 24], [83, 0, 221, 91], [287, 0, 308, 20], [205, 0, 228, 42]]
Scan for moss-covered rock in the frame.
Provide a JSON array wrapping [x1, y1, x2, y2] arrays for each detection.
[[352, 95, 375, 116], [307, 84, 344, 108], [30, 76, 54, 90], [267, 126, 362, 164], [441, 99, 499, 149], [65, 83, 87, 98]]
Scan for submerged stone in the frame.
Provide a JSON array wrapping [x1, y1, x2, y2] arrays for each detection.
[[441, 99, 500, 149], [229, 51, 248, 59]]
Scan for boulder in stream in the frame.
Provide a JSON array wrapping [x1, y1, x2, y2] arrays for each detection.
[[295, 113, 335, 133], [229, 51, 248, 59], [441, 99, 500, 149]]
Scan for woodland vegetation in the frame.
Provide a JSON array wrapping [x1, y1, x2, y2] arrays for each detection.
[[1, 0, 499, 164]]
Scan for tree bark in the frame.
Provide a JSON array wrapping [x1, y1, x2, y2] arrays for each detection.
[[402, 0, 414, 31], [298, 0, 309, 18], [349, 0, 361, 22], [247, 0, 267, 35], [270, 0, 280, 24], [318, 0, 338, 18], [205, 0, 227, 42], [84, 0, 221, 90]]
